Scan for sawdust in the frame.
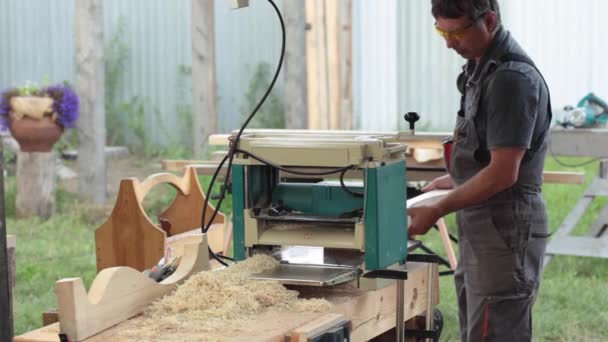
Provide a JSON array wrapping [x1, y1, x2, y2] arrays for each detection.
[[119, 254, 332, 341]]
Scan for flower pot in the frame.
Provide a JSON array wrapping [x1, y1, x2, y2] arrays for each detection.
[[9, 116, 63, 152]]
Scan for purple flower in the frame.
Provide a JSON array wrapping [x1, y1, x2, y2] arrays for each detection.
[[45, 84, 80, 129], [0, 88, 20, 130], [0, 83, 79, 130]]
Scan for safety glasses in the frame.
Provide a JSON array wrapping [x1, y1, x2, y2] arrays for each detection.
[[435, 12, 488, 40]]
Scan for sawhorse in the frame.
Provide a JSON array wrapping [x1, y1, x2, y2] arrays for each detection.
[[545, 160, 608, 266]]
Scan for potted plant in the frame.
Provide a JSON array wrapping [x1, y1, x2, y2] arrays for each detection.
[[0, 82, 79, 152]]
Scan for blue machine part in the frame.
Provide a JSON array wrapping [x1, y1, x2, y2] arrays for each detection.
[[558, 93, 608, 128]]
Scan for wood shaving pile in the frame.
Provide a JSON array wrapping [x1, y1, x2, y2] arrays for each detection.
[[119, 254, 332, 341]]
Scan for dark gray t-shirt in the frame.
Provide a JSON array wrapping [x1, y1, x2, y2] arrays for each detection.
[[464, 27, 551, 191]]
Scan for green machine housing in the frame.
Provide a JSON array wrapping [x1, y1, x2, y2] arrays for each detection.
[[230, 133, 409, 271]]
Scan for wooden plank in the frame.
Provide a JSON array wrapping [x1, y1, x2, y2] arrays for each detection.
[[542, 171, 585, 184], [550, 128, 608, 158], [191, 0, 217, 157], [436, 218, 457, 270], [290, 313, 347, 342], [14, 323, 61, 342], [326, 0, 341, 129], [56, 240, 210, 341], [305, 0, 321, 129], [339, 0, 353, 130], [406, 190, 450, 208], [546, 236, 608, 258], [208, 134, 230, 145], [283, 0, 308, 129]]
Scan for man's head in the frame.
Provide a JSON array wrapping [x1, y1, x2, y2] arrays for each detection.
[[431, 0, 500, 60]]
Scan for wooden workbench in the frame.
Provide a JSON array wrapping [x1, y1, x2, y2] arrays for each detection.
[[15, 262, 438, 342]]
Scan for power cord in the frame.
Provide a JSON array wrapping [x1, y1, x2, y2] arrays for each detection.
[[548, 140, 604, 168], [234, 148, 355, 176], [200, 0, 285, 267], [339, 166, 364, 198]]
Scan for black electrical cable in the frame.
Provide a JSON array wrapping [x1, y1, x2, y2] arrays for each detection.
[[200, 0, 286, 267], [234, 148, 355, 176], [550, 154, 600, 168], [548, 141, 604, 168], [339, 167, 364, 198]]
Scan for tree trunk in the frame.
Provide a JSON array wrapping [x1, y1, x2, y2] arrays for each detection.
[[284, 0, 308, 129], [16, 152, 56, 219], [192, 0, 217, 158], [76, 0, 106, 204]]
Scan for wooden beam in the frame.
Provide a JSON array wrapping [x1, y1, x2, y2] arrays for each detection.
[[76, 0, 106, 204], [542, 171, 585, 184], [284, 0, 308, 129], [339, 0, 353, 130], [326, 0, 341, 129], [191, 0, 217, 158], [306, 0, 330, 129]]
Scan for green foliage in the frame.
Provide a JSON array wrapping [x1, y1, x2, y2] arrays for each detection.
[[241, 62, 285, 129], [104, 19, 193, 158], [8, 213, 97, 334], [104, 17, 152, 151]]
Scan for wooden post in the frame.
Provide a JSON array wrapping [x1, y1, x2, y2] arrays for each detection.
[[16, 152, 56, 218], [306, 0, 352, 129], [192, 0, 217, 158], [306, 0, 329, 129], [284, 0, 308, 129], [76, 0, 106, 204], [339, 0, 353, 130]]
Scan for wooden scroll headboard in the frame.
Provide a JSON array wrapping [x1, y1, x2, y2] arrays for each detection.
[[95, 166, 225, 272]]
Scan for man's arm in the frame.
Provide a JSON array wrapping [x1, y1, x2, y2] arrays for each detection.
[[408, 147, 525, 235]]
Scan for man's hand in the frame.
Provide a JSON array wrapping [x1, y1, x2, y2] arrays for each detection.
[[422, 174, 454, 192], [408, 205, 443, 236]]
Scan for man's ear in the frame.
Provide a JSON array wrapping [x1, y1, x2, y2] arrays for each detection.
[[484, 11, 498, 32]]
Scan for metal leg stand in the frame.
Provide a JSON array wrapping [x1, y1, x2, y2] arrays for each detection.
[[396, 278, 405, 342]]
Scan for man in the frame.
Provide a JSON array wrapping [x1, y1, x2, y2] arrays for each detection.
[[408, 0, 552, 341]]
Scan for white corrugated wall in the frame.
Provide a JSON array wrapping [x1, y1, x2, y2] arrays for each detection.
[[1, 1, 608, 140], [352, 0, 399, 131], [502, 0, 608, 109], [357, 0, 608, 131], [0, 0, 283, 144]]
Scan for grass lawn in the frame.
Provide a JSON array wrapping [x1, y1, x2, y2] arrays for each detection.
[[6, 156, 608, 341]]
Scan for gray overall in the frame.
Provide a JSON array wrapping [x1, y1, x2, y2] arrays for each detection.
[[447, 28, 552, 342]]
